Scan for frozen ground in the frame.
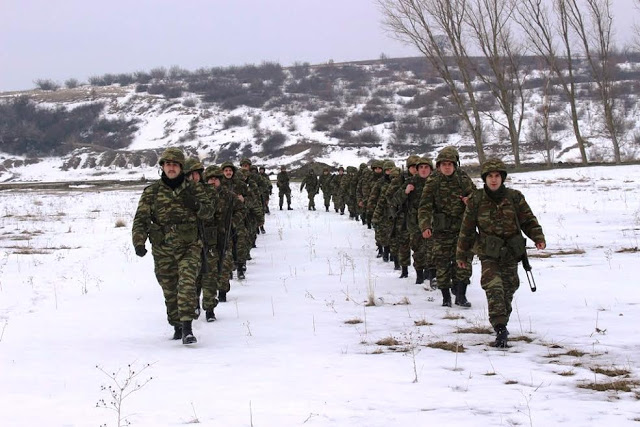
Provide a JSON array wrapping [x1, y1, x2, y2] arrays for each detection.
[[0, 165, 639, 426]]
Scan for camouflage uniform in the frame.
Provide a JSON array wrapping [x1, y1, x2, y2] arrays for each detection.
[[371, 161, 396, 261], [457, 159, 545, 345], [238, 168, 264, 261], [259, 168, 273, 214], [132, 147, 214, 343], [418, 147, 476, 306], [360, 160, 382, 227], [318, 168, 334, 211], [342, 166, 359, 219], [276, 167, 292, 209], [332, 168, 345, 213], [220, 161, 250, 278], [199, 166, 244, 309], [355, 163, 370, 224], [367, 161, 394, 254], [300, 169, 320, 210]]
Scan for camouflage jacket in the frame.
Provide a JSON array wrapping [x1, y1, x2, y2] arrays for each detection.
[[356, 168, 373, 206], [277, 171, 291, 192], [391, 173, 425, 234], [366, 175, 386, 217], [418, 169, 476, 234], [371, 175, 393, 225], [457, 187, 546, 262], [202, 184, 244, 250], [300, 173, 319, 193], [331, 174, 344, 195], [319, 173, 333, 193], [259, 172, 273, 195], [132, 176, 214, 249]]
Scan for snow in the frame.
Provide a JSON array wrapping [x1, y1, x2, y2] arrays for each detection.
[[1, 165, 639, 426]]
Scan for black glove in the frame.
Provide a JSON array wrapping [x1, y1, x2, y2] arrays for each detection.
[[182, 192, 199, 211], [135, 245, 147, 257]]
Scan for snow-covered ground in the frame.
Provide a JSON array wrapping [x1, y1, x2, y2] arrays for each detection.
[[0, 165, 639, 426]]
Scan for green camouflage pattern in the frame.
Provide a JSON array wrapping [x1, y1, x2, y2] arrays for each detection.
[[276, 170, 292, 208], [300, 170, 319, 209], [319, 172, 334, 208]]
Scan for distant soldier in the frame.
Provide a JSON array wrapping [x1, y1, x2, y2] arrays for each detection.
[[355, 163, 370, 225], [371, 161, 396, 261], [184, 157, 206, 317], [277, 165, 293, 210], [220, 161, 250, 280], [457, 158, 546, 348], [132, 147, 214, 345], [258, 166, 273, 218], [360, 161, 382, 228], [332, 167, 346, 214], [342, 166, 359, 219], [318, 167, 333, 212], [418, 147, 476, 308], [367, 160, 394, 258], [300, 168, 320, 210]]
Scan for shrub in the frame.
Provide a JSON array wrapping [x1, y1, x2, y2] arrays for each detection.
[[313, 108, 344, 131], [223, 115, 246, 129], [64, 78, 80, 89], [135, 84, 148, 93], [34, 79, 60, 91]]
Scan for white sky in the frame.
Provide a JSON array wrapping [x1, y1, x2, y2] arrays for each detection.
[[1, 0, 638, 92]]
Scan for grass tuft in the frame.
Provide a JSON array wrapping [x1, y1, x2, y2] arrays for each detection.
[[426, 341, 465, 353], [376, 336, 400, 346], [578, 379, 639, 393], [456, 326, 493, 335], [414, 319, 433, 327], [115, 219, 127, 228], [590, 366, 631, 377], [344, 318, 363, 325]]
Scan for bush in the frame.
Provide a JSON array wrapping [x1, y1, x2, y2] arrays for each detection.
[[223, 115, 246, 129], [135, 84, 148, 93], [313, 108, 344, 131], [64, 78, 80, 89], [182, 97, 198, 107], [34, 79, 60, 91]]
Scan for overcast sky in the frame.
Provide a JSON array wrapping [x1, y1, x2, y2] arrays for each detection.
[[0, 0, 637, 92]]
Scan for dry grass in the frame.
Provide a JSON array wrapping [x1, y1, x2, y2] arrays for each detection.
[[426, 341, 466, 353], [370, 348, 384, 354], [565, 349, 587, 357], [616, 247, 639, 253], [115, 219, 127, 228], [557, 369, 576, 377], [344, 318, 363, 325], [376, 336, 400, 346], [590, 366, 631, 377], [578, 379, 639, 393], [442, 313, 464, 320], [510, 335, 534, 343], [504, 380, 519, 385], [456, 326, 493, 335], [414, 319, 433, 326], [529, 248, 586, 258], [393, 296, 411, 305], [13, 248, 51, 255]]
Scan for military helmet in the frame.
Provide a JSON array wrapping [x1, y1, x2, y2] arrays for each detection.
[[382, 160, 396, 171], [406, 155, 421, 168], [250, 165, 258, 172], [346, 166, 358, 174], [371, 160, 384, 170], [158, 147, 185, 167], [183, 158, 204, 175], [390, 167, 401, 179], [417, 157, 434, 170], [203, 165, 224, 180], [280, 165, 287, 170], [436, 146, 459, 167], [220, 161, 236, 173], [237, 168, 249, 179], [240, 158, 252, 166], [481, 158, 508, 181]]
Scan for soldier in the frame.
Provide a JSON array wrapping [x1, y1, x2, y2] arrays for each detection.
[[132, 147, 214, 345], [202, 165, 244, 307], [258, 166, 273, 218], [418, 147, 476, 308], [355, 163, 371, 225], [184, 158, 206, 317], [318, 167, 333, 212], [371, 161, 396, 262], [332, 167, 345, 214], [277, 165, 293, 210], [360, 161, 382, 228], [342, 166, 359, 219], [457, 158, 546, 348], [220, 161, 250, 280], [300, 168, 319, 210]]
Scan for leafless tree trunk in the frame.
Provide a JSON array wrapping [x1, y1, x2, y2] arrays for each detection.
[[464, 0, 528, 167], [516, 0, 589, 164], [379, 0, 487, 164], [566, 0, 622, 164]]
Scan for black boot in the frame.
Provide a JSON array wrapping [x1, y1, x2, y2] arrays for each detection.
[[415, 268, 424, 285], [287, 205, 293, 210], [393, 258, 400, 271], [181, 320, 197, 345], [205, 308, 216, 322], [441, 288, 452, 307], [340, 210, 344, 215], [237, 265, 246, 280], [260, 225, 266, 234], [454, 283, 472, 308], [399, 266, 409, 278], [361, 216, 366, 225], [279, 205, 283, 210], [367, 221, 372, 229], [326, 206, 329, 212], [172, 324, 182, 340], [376, 245, 383, 258], [429, 270, 438, 290], [218, 290, 227, 303], [382, 246, 390, 262], [194, 299, 201, 318], [494, 324, 509, 348]]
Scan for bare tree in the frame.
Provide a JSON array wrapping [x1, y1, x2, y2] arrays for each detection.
[[379, 0, 487, 163], [566, 0, 622, 163], [464, 0, 528, 166], [634, 0, 640, 52], [517, 0, 589, 164]]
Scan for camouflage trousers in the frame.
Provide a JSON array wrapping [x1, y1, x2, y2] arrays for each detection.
[[410, 231, 428, 269], [479, 257, 519, 329], [376, 219, 394, 247], [233, 225, 248, 266], [279, 190, 291, 207], [321, 191, 332, 208], [432, 233, 472, 289], [393, 219, 411, 267], [346, 198, 357, 217], [333, 194, 345, 212], [306, 191, 317, 209], [199, 246, 235, 310], [152, 242, 201, 324]]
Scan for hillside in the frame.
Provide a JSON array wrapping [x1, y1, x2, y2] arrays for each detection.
[[1, 57, 640, 182]]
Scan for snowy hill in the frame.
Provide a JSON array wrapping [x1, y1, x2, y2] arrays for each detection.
[[2, 57, 640, 183]]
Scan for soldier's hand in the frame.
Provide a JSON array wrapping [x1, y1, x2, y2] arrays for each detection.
[[422, 228, 432, 239], [182, 192, 199, 211], [237, 194, 244, 203], [536, 242, 546, 250], [457, 260, 466, 269], [135, 245, 147, 257], [405, 184, 415, 194]]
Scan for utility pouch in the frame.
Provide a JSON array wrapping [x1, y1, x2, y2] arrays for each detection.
[[148, 224, 164, 246], [432, 213, 447, 231], [484, 235, 505, 258], [506, 234, 527, 261], [176, 223, 198, 244]]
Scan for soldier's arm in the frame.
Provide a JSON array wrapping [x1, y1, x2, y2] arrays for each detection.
[[456, 192, 479, 263], [193, 183, 215, 221], [514, 190, 546, 246], [418, 178, 435, 232], [132, 186, 154, 248]]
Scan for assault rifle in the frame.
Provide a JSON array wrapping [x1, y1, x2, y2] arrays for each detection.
[[219, 191, 235, 273], [511, 194, 537, 292], [197, 220, 209, 274]]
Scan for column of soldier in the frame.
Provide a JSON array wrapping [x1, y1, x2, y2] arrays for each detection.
[[300, 146, 546, 349], [134, 146, 545, 348], [132, 148, 273, 345]]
